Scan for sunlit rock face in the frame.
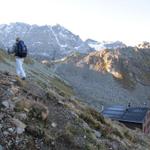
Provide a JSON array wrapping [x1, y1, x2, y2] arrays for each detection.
[[137, 41, 150, 49]]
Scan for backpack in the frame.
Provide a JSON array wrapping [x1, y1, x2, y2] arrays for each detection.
[[16, 40, 27, 58]]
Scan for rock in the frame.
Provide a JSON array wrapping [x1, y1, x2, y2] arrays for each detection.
[[11, 118, 26, 134], [3, 131, 9, 136], [2, 101, 9, 108], [16, 127, 25, 134], [8, 128, 14, 133], [111, 141, 120, 150], [26, 125, 43, 137], [15, 113, 27, 121], [93, 129, 101, 138], [12, 118, 26, 128], [83, 135, 86, 139], [24, 108, 30, 112], [58, 100, 65, 105], [7, 89, 14, 95], [70, 111, 79, 118], [51, 122, 57, 128], [11, 86, 19, 95], [12, 97, 20, 101], [11, 79, 17, 83], [82, 122, 90, 129], [2, 100, 15, 110]]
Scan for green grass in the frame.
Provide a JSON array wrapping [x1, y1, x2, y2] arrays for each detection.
[[51, 77, 74, 98], [0, 49, 15, 62], [24, 56, 35, 64], [65, 122, 98, 149]]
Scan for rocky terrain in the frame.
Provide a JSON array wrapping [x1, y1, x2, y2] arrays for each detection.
[[0, 48, 150, 149], [53, 45, 150, 110]]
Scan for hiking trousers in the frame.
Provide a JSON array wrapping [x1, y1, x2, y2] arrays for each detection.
[[16, 58, 26, 78]]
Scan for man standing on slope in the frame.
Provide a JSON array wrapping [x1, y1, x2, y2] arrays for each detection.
[[8, 37, 27, 80]]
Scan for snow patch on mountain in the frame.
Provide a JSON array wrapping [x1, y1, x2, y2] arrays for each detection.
[[86, 39, 126, 51], [50, 26, 67, 48], [88, 43, 105, 50]]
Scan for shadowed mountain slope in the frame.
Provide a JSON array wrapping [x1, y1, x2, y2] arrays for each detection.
[[54, 46, 150, 110]]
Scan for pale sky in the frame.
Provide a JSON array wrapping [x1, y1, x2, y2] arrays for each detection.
[[0, 0, 150, 46]]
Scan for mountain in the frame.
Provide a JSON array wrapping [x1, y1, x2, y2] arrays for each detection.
[[53, 45, 150, 110], [0, 48, 150, 149], [0, 22, 128, 60], [0, 22, 93, 60], [85, 39, 126, 51]]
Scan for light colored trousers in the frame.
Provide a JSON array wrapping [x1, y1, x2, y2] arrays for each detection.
[[16, 58, 26, 78]]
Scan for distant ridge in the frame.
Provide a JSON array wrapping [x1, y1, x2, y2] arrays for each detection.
[[0, 22, 93, 60], [0, 22, 128, 60]]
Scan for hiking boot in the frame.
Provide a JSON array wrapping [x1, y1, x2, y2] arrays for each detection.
[[21, 77, 26, 80]]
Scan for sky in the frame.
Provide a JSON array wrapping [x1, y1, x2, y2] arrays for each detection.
[[0, 0, 150, 46]]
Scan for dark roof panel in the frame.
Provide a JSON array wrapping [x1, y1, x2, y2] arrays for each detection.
[[102, 106, 149, 123], [121, 107, 149, 123]]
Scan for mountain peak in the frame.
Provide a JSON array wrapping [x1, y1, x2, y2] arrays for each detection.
[[53, 23, 64, 28], [85, 38, 99, 43], [0, 22, 93, 60]]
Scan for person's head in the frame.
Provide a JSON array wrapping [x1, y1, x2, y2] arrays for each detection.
[[16, 37, 20, 42]]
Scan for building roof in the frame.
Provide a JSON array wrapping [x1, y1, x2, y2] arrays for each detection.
[[102, 105, 150, 123]]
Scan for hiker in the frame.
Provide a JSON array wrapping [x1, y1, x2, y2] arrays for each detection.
[[8, 37, 27, 80]]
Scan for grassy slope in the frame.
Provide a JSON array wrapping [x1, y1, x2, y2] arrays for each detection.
[[0, 49, 150, 150]]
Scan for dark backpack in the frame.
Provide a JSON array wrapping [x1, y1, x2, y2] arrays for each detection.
[[16, 40, 27, 58]]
